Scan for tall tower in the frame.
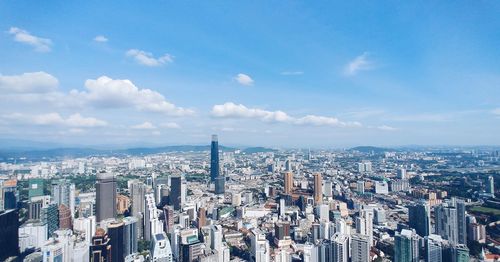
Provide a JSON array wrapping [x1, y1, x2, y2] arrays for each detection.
[[408, 201, 431, 237], [488, 176, 495, 196], [210, 135, 220, 182], [96, 172, 117, 222], [394, 229, 420, 262], [313, 173, 322, 204], [284, 172, 293, 194], [170, 175, 182, 210]]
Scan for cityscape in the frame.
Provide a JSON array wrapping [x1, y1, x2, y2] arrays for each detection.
[[0, 136, 499, 261], [1, 1, 500, 262]]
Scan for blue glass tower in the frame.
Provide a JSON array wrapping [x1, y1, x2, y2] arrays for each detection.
[[210, 135, 219, 182]]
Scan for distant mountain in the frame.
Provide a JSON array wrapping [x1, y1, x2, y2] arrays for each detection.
[[242, 147, 277, 154], [0, 143, 275, 161], [349, 146, 393, 153]]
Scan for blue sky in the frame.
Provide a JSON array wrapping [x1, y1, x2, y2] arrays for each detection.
[[0, 1, 499, 148]]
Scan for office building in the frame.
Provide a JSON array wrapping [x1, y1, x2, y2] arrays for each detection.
[[408, 201, 431, 237], [331, 233, 349, 262], [144, 193, 163, 241], [123, 216, 138, 257], [314, 173, 322, 204], [0, 209, 19, 260], [351, 233, 370, 262], [435, 203, 458, 243], [170, 175, 183, 210], [250, 229, 270, 262], [397, 168, 407, 179], [96, 172, 117, 222], [394, 229, 420, 262], [42, 203, 59, 238], [198, 207, 206, 229], [29, 178, 44, 199], [468, 223, 486, 243], [215, 176, 225, 195], [151, 232, 173, 261], [108, 220, 125, 262], [425, 234, 443, 262], [58, 204, 72, 229], [90, 228, 112, 262], [284, 172, 293, 194], [210, 134, 220, 182], [488, 176, 495, 196], [52, 179, 76, 219], [455, 199, 467, 245], [356, 209, 373, 246], [74, 216, 96, 244]]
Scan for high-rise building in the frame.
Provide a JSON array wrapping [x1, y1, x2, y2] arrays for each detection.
[[356, 209, 374, 246], [107, 221, 125, 262], [331, 233, 349, 262], [424, 234, 443, 262], [455, 199, 467, 245], [351, 233, 370, 262], [96, 172, 117, 222], [90, 228, 112, 262], [116, 194, 130, 215], [58, 204, 72, 229], [42, 203, 59, 238], [73, 216, 96, 244], [151, 232, 173, 261], [29, 178, 44, 199], [198, 207, 206, 229], [468, 223, 486, 243], [397, 168, 407, 180], [0, 209, 19, 260], [314, 173, 322, 204], [487, 176, 495, 196], [144, 193, 163, 241], [164, 205, 174, 233], [211, 225, 224, 262], [250, 229, 270, 262], [408, 201, 431, 237], [435, 203, 458, 243], [170, 175, 183, 210], [394, 229, 420, 262], [210, 134, 220, 182], [123, 216, 138, 257], [2, 179, 17, 210], [356, 181, 365, 194], [52, 179, 76, 219], [284, 172, 293, 194], [215, 176, 225, 195], [449, 244, 470, 262], [129, 180, 146, 217]]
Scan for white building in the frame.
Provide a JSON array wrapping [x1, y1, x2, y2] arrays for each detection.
[[250, 229, 270, 262], [351, 233, 370, 262], [151, 232, 173, 262]]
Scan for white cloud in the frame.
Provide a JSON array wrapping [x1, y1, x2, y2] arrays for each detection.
[[344, 52, 373, 76], [211, 102, 361, 128], [75, 76, 194, 116], [280, 71, 304, 75], [377, 125, 397, 131], [234, 73, 254, 86], [2, 112, 107, 127], [131, 121, 156, 129], [152, 130, 161, 136], [0, 71, 58, 93], [492, 108, 500, 116], [94, 35, 108, 42], [160, 122, 181, 129], [8, 27, 52, 52], [126, 49, 173, 67]]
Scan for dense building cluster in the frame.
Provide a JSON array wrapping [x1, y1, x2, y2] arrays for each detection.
[[0, 137, 499, 261]]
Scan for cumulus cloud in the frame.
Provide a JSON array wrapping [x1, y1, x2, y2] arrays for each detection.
[[234, 73, 254, 86], [94, 35, 108, 42], [377, 125, 397, 131], [131, 121, 156, 129], [211, 102, 361, 128], [160, 122, 181, 129], [74, 76, 194, 116], [2, 112, 107, 127], [344, 52, 373, 76], [8, 27, 52, 52], [126, 49, 173, 67], [0, 71, 58, 93]]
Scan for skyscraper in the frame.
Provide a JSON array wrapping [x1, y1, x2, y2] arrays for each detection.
[[129, 180, 146, 217], [52, 179, 76, 219], [435, 203, 458, 243], [198, 207, 206, 229], [356, 209, 374, 246], [90, 228, 112, 262], [144, 193, 163, 241], [313, 173, 322, 204], [284, 172, 293, 194], [331, 233, 349, 262], [455, 199, 467, 245], [107, 220, 125, 262], [210, 134, 220, 182], [394, 229, 420, 262], [488, 176, 495, 196], [123, 216, 138, 257], [424, 234, 443, 262], [58, 204, 72, 229], [96, 172, 117, 222], [408, 201, 431, 237], [28, 178, 44, 199], [170, 175, 182, 210], [250, 228, 270, 262], [351, 233, 370, 262], [0, 209, 19, 261]]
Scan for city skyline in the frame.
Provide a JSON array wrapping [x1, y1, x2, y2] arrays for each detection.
[[1, 2, 500, 147]]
